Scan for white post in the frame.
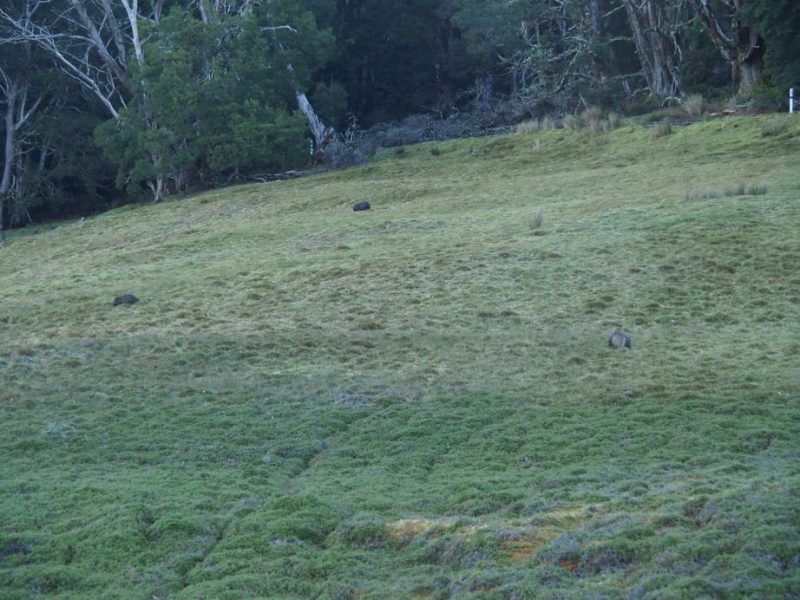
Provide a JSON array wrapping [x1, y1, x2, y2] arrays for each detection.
[[791, 88, 796, 114]]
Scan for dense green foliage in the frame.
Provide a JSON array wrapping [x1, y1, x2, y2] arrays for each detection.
[[94, 10, 319, 195], [742, 0, 800, 91], [1, 0, 799, 221], [1, 116, 799, 597]]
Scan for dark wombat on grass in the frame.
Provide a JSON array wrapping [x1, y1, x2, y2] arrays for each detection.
[[113, 294, 139, 306], [608, 329, 632, 349], [353, 201, 371, 212]]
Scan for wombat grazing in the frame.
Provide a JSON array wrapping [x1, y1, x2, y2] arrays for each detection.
[[608, 329, 632, 349], [353, 201, 371, 212], [113, 294, 139, 306]]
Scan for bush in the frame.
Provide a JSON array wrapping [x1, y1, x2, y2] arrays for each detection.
[[745, 82, 783, 110], [322, 115, 372, 168]]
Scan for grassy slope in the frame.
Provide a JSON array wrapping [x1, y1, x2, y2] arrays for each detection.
[[1, 116, 799, 599]]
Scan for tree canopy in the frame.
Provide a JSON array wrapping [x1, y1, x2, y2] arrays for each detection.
[[1, 0, 798, 227]]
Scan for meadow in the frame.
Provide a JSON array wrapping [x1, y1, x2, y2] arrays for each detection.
[[1, 115, 799, 599]]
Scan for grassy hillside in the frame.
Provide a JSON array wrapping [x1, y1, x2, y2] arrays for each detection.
[[1, 115, 799, 599]]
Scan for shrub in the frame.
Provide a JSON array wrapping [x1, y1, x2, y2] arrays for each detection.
[[323, 115, 370, 168], [746, 82, 783, 110], [323, 138, 369, 168]]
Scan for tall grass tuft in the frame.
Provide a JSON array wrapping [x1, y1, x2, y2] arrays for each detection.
[[515, 120, 541, 135], [684, 182, 768, 200], [562, 114, 583, 131], [652, 119, 672, 139], [540, 115, 558, 130], [581, 106, 604, 133], [744, 182, 769, 196], [723, 95, 742, 113], [517, 116, 559, 134], [531, 206, 544, 231], [682, 94, 705, 117]]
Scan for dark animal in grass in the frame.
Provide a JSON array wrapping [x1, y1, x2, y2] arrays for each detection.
[[353, 201, 371, 212], [113, 294, 139, 306], [608, 329, 632, 349]]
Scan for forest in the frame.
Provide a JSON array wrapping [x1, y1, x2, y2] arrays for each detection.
[[1, 0, 799, 229]]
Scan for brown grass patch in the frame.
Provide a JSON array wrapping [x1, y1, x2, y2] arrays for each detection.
[[558, 558, 580, 571], [505, 534, 549, 564]]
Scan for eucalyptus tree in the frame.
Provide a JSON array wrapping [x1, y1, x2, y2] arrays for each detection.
[[0, 0, 48, 237], [451, 0, 637, 113], [622, 0, 690, 99], [2, 0, 333, 202], [95, 3, 327, 193], [688, 0, 765, 92], [0, 0, 173, 200], [323, 0, 451, 123], [739, 0, 800, 91]]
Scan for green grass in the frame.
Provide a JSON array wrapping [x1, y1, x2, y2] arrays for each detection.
[[1, 115, 799, 598]]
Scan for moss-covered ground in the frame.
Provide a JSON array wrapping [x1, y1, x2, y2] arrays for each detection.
[[1, 115, 799, 598]]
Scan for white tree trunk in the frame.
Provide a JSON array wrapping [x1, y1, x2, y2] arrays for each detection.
[[1, 84, 16, 199], [623, 0, 684, 99], [296, 90, 333, 152], [0, 69, 42, 238]]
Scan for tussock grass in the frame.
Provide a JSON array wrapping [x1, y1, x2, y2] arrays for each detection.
[[540, 115, 557, 130], [530, 205, 544, 231], [515, 116, 559, 135], [652, 118, 673, 138], [515, 119, 541, 134], [761, 116, 791, 137], [562, 114, 582, 130], [581, 106, 607, 133], [1, 115, 799, 598], [682, 93, 705, 117], [684, 182, 769, 200]]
